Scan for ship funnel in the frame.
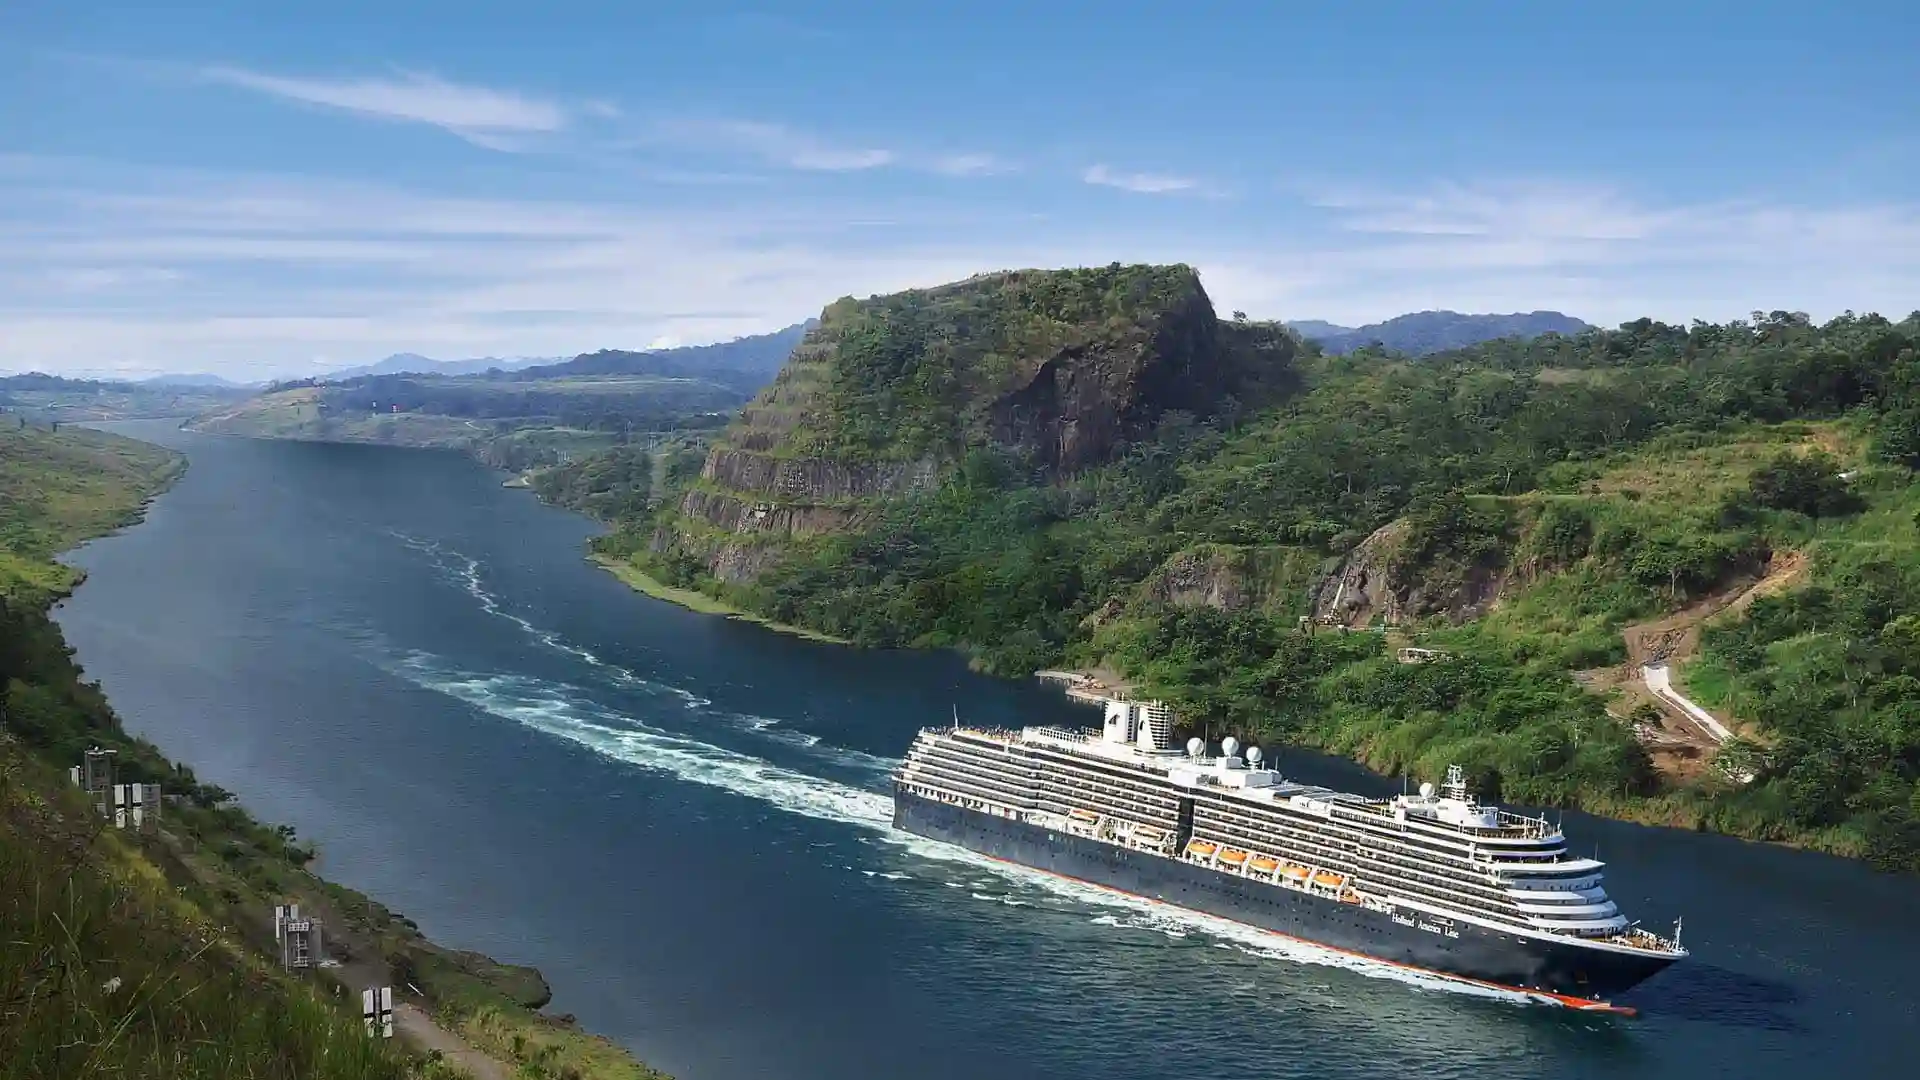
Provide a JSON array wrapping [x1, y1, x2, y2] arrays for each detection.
[[1220, 736, 1239, 759]]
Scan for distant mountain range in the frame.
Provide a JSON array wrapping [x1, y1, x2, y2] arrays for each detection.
[[321, 353, 563, 380], [1287, 310, 1591, 356], [318, 324, 817, 384], [137, 373, 254, 389], [514, 321, 815, 390]]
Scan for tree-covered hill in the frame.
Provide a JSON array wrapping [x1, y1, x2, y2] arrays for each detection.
[[1288, 310, 1590, 356], [553, 281, 1920, 870]]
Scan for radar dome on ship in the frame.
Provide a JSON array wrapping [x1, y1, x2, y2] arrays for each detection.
[[1420, 782, 1436, 798], [1186, 737, 1204, 758], [1221, 736, 1239, 758], [1246, 746, 1262, 765]]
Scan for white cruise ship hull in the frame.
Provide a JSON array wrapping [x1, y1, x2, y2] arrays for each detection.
[[894, 788, 1676, 1010]]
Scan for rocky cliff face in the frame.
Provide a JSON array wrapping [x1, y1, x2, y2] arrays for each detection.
[[1311, 518, 1509, 626], [655, 264, 1263, 585], [1143, 544, 1326, 615]]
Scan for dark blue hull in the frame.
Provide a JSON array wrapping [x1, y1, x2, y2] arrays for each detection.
[[893, 789, 1676, 1006]]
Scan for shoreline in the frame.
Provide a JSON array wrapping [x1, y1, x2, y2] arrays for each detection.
[[588, 553, 851, 644], [18, 428, 670, 1080]]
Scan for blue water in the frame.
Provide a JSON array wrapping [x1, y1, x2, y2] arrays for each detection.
[[54, 422, 1920, 1079]]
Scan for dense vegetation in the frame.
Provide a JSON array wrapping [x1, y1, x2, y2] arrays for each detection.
[[576, 297, 1920, 869]]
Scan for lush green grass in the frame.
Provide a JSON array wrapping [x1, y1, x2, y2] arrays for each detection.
[[0, 746, 420, 1080], [590, 555, 848, 643], [0, 425, 183, 594]]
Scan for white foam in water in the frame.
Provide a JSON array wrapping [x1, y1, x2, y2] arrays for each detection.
[[382, 544, 1552, 1012], [393, 654, 895, 831], [402, 535, 901, 778], [387, 653, 1545, 1010]]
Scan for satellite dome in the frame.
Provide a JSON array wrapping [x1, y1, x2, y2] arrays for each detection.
[[1221, 736, 1240, 758], [1186, 737, 1204, 758], [1419, 781, 1436, 798], [1246, 746, 1263, 765]]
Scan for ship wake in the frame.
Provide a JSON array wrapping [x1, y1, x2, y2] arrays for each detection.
[[387, 649, 1570, 1015]]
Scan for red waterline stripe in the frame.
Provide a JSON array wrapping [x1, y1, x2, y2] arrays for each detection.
[[968, 849, 1638, 1018]]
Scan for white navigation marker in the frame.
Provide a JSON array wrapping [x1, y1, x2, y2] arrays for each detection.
[[361, 986, 394, 1038]]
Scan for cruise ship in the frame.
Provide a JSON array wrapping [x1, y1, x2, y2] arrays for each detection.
[[892, 697, 1686, 1013]]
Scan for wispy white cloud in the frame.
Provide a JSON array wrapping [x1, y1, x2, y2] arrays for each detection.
[[3, 159, 1916, 378], [200, 67, 572, 149], [1082, 163, 1200, 195], [929, 153, 1016, 177], [658, 119, 895, 171]]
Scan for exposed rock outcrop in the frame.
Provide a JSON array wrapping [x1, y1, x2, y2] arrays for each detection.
[[654, 264, 1282, 586], [1142, 544, 1325, 614], [1311, 519, 1508, 626]]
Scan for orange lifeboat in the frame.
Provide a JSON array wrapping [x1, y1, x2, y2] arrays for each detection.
[[1185, 839, 1219, 858], [1218, 848, 1250, 866], [1313, 870, 1345, 888], [1250, 855, 1280, 874], [1068, 808, 1099, 824], [1283, 865, 1310, 882]]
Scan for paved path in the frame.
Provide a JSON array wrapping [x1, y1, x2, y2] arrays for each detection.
[[395, 1003, 512, 1080], [1640, 662, 1736, 743]]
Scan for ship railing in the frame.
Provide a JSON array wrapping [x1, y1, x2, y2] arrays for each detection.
[[1026, 726, 1092, 744], [940, 726, 1024, 743], [1598, 926, 1685, 954]]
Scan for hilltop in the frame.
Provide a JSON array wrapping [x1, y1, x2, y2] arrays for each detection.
[[555, 285, 1920, 871], [1287, 310, 1590, 355], [636, 264, 1294, 587]]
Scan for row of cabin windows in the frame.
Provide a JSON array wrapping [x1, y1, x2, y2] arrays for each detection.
[[1190, 819, 1527, 922], [1194, 803, 1508, 890], [923, 745, 1180, 814], [909, 760, 1034, 805], [1198, 794, 1495, 864], [921, 745, 1182, 823], [1196, 800, 1544, 896]]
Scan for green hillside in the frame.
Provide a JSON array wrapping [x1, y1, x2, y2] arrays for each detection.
[[630, 264, 1295, 597], [0, 424, 669, 1078], [567, 289, 1920, 870]]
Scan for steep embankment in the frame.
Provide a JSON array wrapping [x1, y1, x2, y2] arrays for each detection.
[[635, 263, 1284, 590], [0, 423, 670, 1079]]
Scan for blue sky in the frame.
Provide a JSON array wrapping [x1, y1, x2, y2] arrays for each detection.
[[3, 2, 1915, 378]]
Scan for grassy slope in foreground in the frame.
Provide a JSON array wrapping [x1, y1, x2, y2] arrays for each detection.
[[0, 423, 669, 1080]]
